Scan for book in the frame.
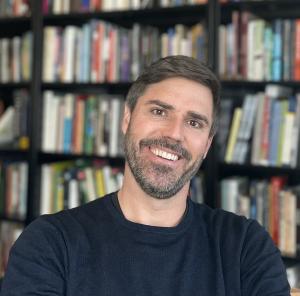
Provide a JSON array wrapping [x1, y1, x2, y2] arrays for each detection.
[[225, 107, 242, 163], [272, 19, 283, 81], [291, 94, 300, 167], [294, 19, 300, 80]]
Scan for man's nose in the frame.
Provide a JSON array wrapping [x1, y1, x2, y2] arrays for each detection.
[[162, 118, 185, 142]]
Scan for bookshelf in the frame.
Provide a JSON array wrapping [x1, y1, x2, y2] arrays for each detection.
[[216, 0, 300, 266], [0, 0, 214, 223], [1, 0, 300, 276]]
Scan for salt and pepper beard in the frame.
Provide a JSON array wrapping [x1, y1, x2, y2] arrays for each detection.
[[123, 122, 205, 199]]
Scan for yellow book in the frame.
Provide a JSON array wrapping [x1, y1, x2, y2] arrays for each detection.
[[95, 168, 106, 198], [225, 108, 243, 162]]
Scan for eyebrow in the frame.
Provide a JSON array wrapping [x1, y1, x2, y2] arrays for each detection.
[[146, 99, 210, 126], [145, 99, 174, 110], [187, 111, 210, 126]]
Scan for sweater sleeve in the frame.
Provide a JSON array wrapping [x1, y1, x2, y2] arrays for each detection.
[[240, 220, 290, 296], [0, 216, 68, 296]]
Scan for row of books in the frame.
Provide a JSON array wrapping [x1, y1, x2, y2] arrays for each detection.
[[0, 222, 23, 277], [42, 0, 207, 14], [221, 176, 300, 257], [0, 89, 30, 150], [0, 32, 32, 83], [40, 160, 123, 215], [223, 85, 300, 168], [42, 21, 206, 83], [0, 161, 28, 220], [219, 12, 300, 81], [42, 91, 124, 156], [0, 0, 30, 17]]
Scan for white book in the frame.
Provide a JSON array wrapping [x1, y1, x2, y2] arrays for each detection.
[[10, 164, 19, 217], [161, 32, 168, 58], [109, 98, 121, 157], [43, 27, 56, 82], [18, 162, 28, 219], [53, 0, 62, 14], [0, 106, 15, 145], [42, 91, 59, 152], [131, 0, 140, 9], [252, 19, 265, 81], [62, 26, 77, 82], [68, 179, 80, 209], [247, 19, 255, 80], [102, 166, 113, 194], [281, 112, 295, 166], [84, 167, 97, 202], [1, 39, 10, 82], [40, 164, 52, 215]]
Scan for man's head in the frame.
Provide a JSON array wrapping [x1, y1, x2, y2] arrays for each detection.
[[126, 55, 220, 136], [122, 55, 220, 199]]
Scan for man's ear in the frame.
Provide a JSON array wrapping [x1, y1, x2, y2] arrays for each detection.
[[121, 104, 131, 135]]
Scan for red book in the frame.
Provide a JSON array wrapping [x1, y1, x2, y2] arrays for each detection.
[[269, 176, 286, 246]]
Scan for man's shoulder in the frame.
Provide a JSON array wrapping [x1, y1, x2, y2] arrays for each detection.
[[27, 192, 115, 240], [192, 201, 263, 241]]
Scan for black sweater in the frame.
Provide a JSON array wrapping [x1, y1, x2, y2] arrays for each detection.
[[1, 192, 290, 295]]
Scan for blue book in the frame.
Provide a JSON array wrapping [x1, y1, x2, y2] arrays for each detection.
[[272, 19, 283, 81], [63, 119, 72, 152]]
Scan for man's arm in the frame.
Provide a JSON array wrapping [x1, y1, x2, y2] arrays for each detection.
[[241, 220, 290, 296], [1, 216, 67, 295]]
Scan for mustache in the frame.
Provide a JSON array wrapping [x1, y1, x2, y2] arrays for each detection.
[[139, 137, 192, 161]]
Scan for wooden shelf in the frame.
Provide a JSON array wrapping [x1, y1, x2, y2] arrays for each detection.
[[39, 152, 125, 166], [220, 0, 300, 21], [43, 4, 207, 27], [0, 215, 25, 224], [0, 82, 30, 89], [42, 82, 131, 93], [0, 16, 31, 36], [219, 162, 300, 178]]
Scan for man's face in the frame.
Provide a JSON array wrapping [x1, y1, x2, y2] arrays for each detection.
[[122, 77, 214, 199]]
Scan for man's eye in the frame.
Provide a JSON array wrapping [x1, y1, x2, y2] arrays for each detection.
[[151, 109, 166, 116], [188, 120, 202, 129]]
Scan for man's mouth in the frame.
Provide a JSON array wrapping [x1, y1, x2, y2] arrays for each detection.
[[149, 147, 180, 161]]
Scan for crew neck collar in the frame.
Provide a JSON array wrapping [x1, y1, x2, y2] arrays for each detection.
[[106, 192, 194, 235]]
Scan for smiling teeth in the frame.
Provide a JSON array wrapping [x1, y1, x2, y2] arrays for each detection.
[[151, 148, 179, 161]]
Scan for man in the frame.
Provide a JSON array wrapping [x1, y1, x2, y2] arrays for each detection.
[[1, 56, 290, 295]]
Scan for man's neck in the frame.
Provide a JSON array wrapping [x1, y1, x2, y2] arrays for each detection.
[[118, 166, 189, 227]]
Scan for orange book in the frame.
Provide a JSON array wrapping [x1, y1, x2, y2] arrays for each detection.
[[294, 19, 300, 80]]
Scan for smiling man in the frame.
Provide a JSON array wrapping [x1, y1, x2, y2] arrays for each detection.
[[1, 56, 290, 296]]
